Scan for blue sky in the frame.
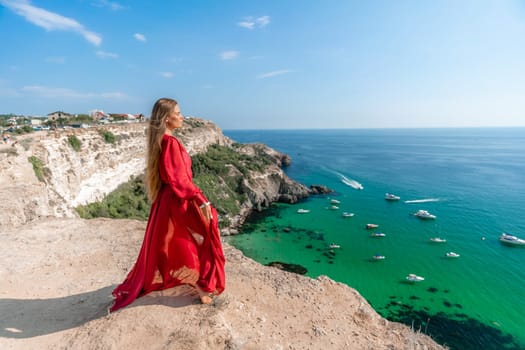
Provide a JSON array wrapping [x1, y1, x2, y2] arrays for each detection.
[[1, 0, 524, 129]]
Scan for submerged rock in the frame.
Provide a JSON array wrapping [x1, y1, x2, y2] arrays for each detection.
[[267, 261, 308, 275]]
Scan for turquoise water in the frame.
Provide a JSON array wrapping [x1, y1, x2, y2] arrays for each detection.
[[224, 128, 525, 350]]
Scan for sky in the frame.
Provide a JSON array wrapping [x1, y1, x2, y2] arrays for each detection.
[[1, 0, 524, 129]]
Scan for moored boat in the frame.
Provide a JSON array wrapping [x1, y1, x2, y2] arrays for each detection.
[[430, 237, 447, 243], [329, 243, 341, 249], [499, 233, 525, 246], [366, 223, 379, 229], [330, 199, 341, 204], [342, 212, 355, 218], [297, 209, 310, 214], [372, 254, 386, 260], [370, 232, 386, 237], [385, 193, 401, 201], [414, 209, 436, 220], [406, 274, 425, 282], [445, 252, 460, 258]]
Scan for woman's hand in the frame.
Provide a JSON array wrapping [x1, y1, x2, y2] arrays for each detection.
[[198, 201, 213, 225]]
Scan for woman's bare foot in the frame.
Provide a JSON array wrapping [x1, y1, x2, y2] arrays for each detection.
[[193, 284, 214, 304]]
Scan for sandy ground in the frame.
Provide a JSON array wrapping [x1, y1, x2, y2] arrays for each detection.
[[0, 218, 445, 350]]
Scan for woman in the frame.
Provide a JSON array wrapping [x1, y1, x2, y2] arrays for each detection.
[[110, 98, 225, 312]]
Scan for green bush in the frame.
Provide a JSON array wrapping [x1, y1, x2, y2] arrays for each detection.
[[68, 135, 82, 151], [76, 175, 150, 220], [99, 130, 116, 144], [13, 125, 34, 134], [28, 156, 49, 182]]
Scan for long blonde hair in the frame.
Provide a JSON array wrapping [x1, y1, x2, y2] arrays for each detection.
[[145, 97, 178, 201]]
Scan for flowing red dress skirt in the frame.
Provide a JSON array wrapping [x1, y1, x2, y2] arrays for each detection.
[[110, 135, 225, 312]]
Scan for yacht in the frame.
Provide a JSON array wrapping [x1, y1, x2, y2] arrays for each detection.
[[430, 237, 447, 243], [329, 243, 341, 249], [406, 274, 425, 282], [385, 193, 401, 201], [342, 212, 355, 218], [414, 209, 436, 220], [330, 199, 341, 204], [329, 205, 339, 210], [370, 232, 386, 237], [366, 223, 379, 229], [499, 233, 525, 246], [297, 209, 310, 214], [445, 252, 460, 258], [372, 254, 386, 260]]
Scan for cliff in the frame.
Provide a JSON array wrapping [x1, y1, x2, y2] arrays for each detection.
[[0, 119, 308, 232], [0, 121, 445, 349]]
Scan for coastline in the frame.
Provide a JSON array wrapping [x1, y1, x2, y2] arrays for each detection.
[[0, 122, 448, 349]]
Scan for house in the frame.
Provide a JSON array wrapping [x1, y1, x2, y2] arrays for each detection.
[[89, 109, 110, 121], [47, 111, 73, 121]]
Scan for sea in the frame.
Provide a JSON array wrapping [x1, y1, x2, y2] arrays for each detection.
[[223, 128, 525, 350]]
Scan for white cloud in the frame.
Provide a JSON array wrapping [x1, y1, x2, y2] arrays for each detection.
[[0, 0, 102, 46], [220, 50, 239, 60], [133, 33, 146, 42], [21, 85, 127, 99], [45, 56, 65, 64], [96, 50, 119, 59], [91, 0, 123, 11], [237, 16, 270, 30], [238, 21, 254, 30], [256, 16, 270, 27], [160, 72, 174, 78], [257, 69, 292, 79]]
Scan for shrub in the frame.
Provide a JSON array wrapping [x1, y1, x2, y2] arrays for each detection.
[[99, 130, 116, 144], [67, 135, 81, 151], [28, 156, 49, 182], [76, 175, 150, 220]]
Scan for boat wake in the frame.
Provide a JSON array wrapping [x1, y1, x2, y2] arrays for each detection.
[[337, 172, 364, 190], [404, 198, 441, 204]]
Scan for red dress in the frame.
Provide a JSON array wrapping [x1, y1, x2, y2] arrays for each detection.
[[110, 134, 226, 312]]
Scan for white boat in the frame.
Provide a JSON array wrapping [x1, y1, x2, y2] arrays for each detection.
[[414, 209, 436, 220], [366, 223, 379, 229], [342, 212, 355, 218], [445, 252, 460, 258], [430, 237, 447, 243], [406, 274, 425, 282], [499, 233, 525, 246], [372, 254, 386, 260], [297, 209, 310, 214], [385, 193, 401, 201], [370, 232, 386, 237], [329, 243, 341, 249], [329, 205, 339, 210], [330, 199, 341, 204]]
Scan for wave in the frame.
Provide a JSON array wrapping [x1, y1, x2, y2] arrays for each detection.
[[404, 198, 441, 204], [335, 172, 364, 190]]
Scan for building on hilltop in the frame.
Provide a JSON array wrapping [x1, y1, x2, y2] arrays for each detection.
[[47, 111, 73, 121], [108, 113, 145, 122]]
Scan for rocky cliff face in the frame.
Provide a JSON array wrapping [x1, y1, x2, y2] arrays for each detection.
[[0, 119, 308, 230]]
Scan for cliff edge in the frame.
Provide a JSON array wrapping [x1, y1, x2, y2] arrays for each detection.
[[0, 218, 444, 350]]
